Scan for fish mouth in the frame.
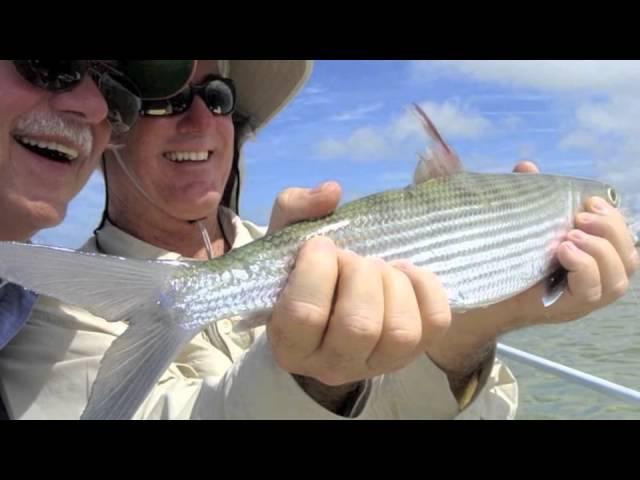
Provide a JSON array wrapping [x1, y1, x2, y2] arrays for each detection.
[[163, 151, 212, 163], [13, 134, 80, 164]]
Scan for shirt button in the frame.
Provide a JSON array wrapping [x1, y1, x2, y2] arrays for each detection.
[[236, 332, 252, 349], [219, 319, 233, 335]]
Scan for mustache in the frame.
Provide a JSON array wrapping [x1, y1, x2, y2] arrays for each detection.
[[14, 111, 94, 158]]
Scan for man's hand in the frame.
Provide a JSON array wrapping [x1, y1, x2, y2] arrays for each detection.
[[265, 182, 452, 414], [268, 237, 450, 386], [507, 161, 638, 325], [426, 161, 639, 395]]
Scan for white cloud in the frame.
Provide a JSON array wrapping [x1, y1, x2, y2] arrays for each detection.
[[294, 83, 333, 107], [501, 114, 524, 130], [559, 97, 640, 170], [559, 130, 600, 151], [315, 100, 492, 162], [315, 127, 390, 161], [296, 96, 333, 107], [517, 143, 537, 160], [315, 138, 349, 158], [575, 97, 640, 136], [303, 86, 328, 95], [378, 171, 412, 184], [391, 101, 492, 142], [330, 103, 384, 122], [413, 61, 640, 94]]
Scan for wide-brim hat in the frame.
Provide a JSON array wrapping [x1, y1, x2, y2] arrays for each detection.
[[226, 60, 313, 133]]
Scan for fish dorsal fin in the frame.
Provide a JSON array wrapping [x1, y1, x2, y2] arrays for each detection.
[[412, 103, 464, 184]]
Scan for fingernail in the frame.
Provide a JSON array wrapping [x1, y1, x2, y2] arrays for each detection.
[[310, 183, 328, 194], [591, 197, 611, 214], [577, 213, 596, 224], [569, 230, 587, 243], [566, 241, 580, 253], [390, 259, 415, 272]]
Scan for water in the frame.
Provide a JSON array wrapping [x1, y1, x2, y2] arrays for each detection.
[[500, 275, 640, 419]]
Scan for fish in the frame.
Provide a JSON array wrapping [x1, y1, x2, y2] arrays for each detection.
[[0, 105, 630, 420]]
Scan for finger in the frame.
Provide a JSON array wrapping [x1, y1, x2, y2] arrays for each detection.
[[314, 252, 384, 385], [578, 198, 639, 276], [366, 260, 423, 372], [556, 241, 602, 305], [391, 261, 451, 349], [268, 237, 338, 371], [267, 182, 342, 234], [513, 161, 540, 174], [568, 230, 629, 302]]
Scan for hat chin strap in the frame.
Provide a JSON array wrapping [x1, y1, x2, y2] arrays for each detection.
[[107, 144, 216, 260]]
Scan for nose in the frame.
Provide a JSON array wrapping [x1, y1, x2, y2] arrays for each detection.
[[48, 75, 110, 125], [176, 95, 219, 134]]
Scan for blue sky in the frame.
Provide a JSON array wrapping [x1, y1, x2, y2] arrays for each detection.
[[35, 60, 640, 249]]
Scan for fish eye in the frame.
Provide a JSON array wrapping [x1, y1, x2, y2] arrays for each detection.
[[607, 187, 620, 206]]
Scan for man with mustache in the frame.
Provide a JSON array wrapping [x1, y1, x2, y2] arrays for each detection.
[[0, 62, 111, 353], [0, 60, 196, 419]]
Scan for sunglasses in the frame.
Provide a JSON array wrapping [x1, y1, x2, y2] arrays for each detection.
[[140, 75, 236, 118], [12, 60, 197, 133]]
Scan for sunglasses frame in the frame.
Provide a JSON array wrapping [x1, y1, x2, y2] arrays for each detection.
[[139, 74, 236, 118]]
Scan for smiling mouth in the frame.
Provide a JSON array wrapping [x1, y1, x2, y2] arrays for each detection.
[[14, 135, 79, 164], [163, 151, 212, 163]]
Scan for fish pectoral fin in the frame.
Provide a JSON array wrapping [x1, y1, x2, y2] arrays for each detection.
[[0, 242, 185, 322], [543, 267, 568, 307], [81, 306, 196, 420]]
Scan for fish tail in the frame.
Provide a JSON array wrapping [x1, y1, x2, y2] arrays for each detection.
[[0, 241, 200, 419], [0, 241, 184, 321], [81, 306, 194, 420]]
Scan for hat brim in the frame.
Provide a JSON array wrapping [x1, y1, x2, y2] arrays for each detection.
[[228, 60, 313, 133], [114, 60, 197, 100]]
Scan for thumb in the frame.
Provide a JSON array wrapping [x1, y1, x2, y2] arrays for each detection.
[[267, 181, 342, 234]]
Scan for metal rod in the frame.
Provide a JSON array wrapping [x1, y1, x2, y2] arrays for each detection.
[[497, 343, 640, 408]]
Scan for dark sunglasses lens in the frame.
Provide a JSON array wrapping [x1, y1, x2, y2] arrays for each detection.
[[99, 75, 142, 133], [115, 60, 196, 99], [167, 89, 193, 114], [142, 89, 192, 116], [14, 60, 89, 91], [205, 80, 235, 115]]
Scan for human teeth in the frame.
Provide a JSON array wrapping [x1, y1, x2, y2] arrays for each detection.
[[16, 136, 79, 160], [165, 152, 210, 162]]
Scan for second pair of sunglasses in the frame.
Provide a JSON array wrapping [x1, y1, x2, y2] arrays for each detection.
[[140, 75, 236, 118]]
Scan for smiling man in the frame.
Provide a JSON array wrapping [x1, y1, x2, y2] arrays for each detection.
[[0, 61, 114, 356], [0, 60, 197, 419]]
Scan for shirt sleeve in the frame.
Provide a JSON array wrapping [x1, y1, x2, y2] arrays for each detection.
[[193, 334, 518, 420]]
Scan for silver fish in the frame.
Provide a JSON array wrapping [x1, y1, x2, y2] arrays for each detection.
[[0, 106, 630, 420]]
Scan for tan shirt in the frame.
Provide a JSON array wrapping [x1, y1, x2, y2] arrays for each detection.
[[0, 209, 518, 419]]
